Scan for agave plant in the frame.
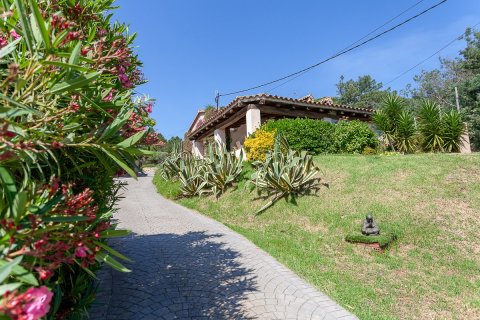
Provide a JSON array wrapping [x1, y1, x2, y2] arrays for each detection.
[[250, 136, 323, 214], [177, 153, 209, 197], [204, 143, 243, 198], [442, 110, 465, 152], [159, 142, 187, 180], [418, 100, 444, 152]]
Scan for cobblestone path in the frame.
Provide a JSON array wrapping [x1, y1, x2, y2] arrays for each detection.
[[89, 174, 357, 320]]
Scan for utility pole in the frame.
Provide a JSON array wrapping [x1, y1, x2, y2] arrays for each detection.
[[215, 91, 220, 110], [454, 86, 472, 153], [454, 86, 461, 112]]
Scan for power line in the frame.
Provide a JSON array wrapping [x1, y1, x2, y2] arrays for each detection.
[[336, 0, 427, 53], [383, 21, 480, 87], [265, 0, 428, 94], [218, 0, 447, 98]]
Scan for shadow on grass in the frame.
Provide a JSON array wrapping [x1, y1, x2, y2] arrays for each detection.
[[90, 231, 257, 319]]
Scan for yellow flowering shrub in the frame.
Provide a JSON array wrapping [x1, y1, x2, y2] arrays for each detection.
[[244, 129, 276, 161]]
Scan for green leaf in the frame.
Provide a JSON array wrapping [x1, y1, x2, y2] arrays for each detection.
[[13, 0, 34, 52], [0, 107, 39, 118], [29, 194, 64, 216], [93, 241, 132, 262], [95, 251, 131, 272], [0, 93, 42, 116], [28, 0, 51, 50], [77, 93, 112, 118], [123, 147, 156, 156], [0, 167, 17, 218], [101, 147, 137, 178], [117, 131, 146, 148], [12, 191, 27, 219], [49, 72, 101, 94], [99, 107, 132, 141], [43, 216, 92, 223], [41, 60, 90, 72], [0, 260, 38, 286], [0, 257, 22, 283], [61, 122, 81, 131], [69, 41, 82, 65], [0, 283, 21, 295], [0, 37, 22, 58], [100, 229, 130, 238]]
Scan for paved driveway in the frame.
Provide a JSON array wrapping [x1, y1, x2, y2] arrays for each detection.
[[89, 174, 357, 320]]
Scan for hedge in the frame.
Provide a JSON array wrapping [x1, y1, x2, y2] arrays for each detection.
[[262, 118, 335, 154], [261, 118, 377, 155]]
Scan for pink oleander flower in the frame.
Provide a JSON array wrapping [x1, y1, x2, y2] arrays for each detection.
[[75, 245, 88, 258], [23, 287, 53, 319], [118, 73, 133, 88], [103, 89, 116, 102], [0, 286, 53, 320], [145, 103, 153, 113], [0, 37, 7, 48], [35, 267, 54, 280], [10, 29, 20, 40]]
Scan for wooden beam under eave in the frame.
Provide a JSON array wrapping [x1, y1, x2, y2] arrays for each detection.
[[194, 106, 249, 140], [258, 105, 330, 120]]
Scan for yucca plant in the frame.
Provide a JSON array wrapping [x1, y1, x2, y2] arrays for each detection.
[[395, 111, 418, 153], [373, 94, 408, 151], [204, 143, 243, 198], [442, 110, 465, 152], [250, 136, 323, 214], [418, 100, 444, 152]]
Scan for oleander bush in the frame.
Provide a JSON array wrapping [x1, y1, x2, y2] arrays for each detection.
[[0, 1, 161, 319]]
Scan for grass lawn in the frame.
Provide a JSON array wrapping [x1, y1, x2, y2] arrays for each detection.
[[153, 153, 480, 320]]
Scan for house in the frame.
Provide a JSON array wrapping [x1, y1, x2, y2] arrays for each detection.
[[185, 93, 374, 157]]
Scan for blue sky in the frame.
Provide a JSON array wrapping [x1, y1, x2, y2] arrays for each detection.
[[113, 0, 480, 139]]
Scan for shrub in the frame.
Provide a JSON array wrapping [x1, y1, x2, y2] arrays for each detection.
[[243, 129, 275, 161], [333, 120, 378, 153], [362, 147, 377, 155], [262, 118, 335, 154], [0, 1, 159, 318]]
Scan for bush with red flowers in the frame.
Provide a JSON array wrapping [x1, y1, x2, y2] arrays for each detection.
[[0, 0, 159, 318]]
